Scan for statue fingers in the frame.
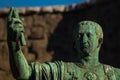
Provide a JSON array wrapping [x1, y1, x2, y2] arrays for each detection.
[[7, 7, 14, 22]]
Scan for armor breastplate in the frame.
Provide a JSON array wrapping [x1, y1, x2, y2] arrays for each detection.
[[65, 63, 116, 80]]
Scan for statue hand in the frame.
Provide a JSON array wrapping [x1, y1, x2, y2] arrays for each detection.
[[7, 8, 26, 46], [7, 18, 24, 42]]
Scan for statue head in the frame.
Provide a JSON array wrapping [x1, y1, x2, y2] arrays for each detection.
[[73, 21, 103, 57]]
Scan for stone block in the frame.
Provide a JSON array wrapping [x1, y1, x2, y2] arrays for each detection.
[[24, 16, 33, 28], [29, 27, 45, 39], [53, 6, 65, 12], [0, 18, 6, 40], [40, 6, 53, 12], [30, 38, 48, 52]]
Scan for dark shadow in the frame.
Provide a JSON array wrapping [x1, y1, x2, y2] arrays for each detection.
[[46, 11, 85, 62], [46, 10, 105, 62], [47, 0, 120, 68]]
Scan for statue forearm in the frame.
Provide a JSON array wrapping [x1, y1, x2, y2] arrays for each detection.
[[8, 41, 31, 79]]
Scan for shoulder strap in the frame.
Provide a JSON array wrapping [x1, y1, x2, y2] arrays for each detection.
[[66, 63, 78, 79], [103, 64, 116, 80]]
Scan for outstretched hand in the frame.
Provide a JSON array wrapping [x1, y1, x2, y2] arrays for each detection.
[[7, 7, 26, 46]]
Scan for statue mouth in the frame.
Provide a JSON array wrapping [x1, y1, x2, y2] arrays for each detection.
[[80, 46, 88, 51], [81, 45, 88, 49], [80, 44, 89, 52]]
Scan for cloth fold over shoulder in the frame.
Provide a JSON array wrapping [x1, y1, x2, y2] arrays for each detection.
[[29, 61, 64, 80]]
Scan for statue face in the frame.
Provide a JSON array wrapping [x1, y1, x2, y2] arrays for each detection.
[[74, 24, 99, 56]]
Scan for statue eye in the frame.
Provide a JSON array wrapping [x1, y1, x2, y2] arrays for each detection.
[[78, 33, 83, 38], [87, 33, 92, 38]]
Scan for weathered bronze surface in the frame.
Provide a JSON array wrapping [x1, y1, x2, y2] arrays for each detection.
[[7, 8, 120, 80]]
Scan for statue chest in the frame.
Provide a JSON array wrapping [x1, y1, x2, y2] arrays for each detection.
[[63, 63, 115, 80]]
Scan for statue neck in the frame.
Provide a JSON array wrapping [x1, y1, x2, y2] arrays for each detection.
[[79, 50, 100, 68]]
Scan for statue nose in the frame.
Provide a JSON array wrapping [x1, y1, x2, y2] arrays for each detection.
[[83, 34, 88, 44]]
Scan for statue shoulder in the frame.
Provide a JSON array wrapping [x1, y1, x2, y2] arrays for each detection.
[[114, 67, 120, 79], [103, 64, 120, 80]]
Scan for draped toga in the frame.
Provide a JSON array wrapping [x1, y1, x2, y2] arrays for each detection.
[[29, 61, 120, 80], [29, 61, 64, 80]]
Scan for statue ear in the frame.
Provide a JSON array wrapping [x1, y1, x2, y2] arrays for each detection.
[[98, 38, 103, 47]]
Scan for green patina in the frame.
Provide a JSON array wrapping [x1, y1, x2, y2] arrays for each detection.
[[7, 8, 120, 80]]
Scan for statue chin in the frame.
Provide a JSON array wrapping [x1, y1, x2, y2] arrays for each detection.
[[81, 48, 89, 53], [77, 50, 90, 58]]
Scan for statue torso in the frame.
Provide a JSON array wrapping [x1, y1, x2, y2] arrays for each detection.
[[63, 62, 116, 80], [30, 61, 118, 80]]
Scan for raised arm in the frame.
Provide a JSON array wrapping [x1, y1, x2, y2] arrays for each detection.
[[7, 8, 31, 79]]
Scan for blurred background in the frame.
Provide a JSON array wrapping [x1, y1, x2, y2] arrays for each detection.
[[0, 0, 120, 80]]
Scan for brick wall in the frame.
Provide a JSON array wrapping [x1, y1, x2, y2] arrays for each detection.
[[0, 0, 120, 79]]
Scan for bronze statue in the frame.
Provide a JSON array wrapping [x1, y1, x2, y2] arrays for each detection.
[[7, 8, 120, 80]]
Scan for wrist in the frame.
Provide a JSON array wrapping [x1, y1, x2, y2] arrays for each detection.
[[7, 37, 18, 42], [7, 41, 20, 51]]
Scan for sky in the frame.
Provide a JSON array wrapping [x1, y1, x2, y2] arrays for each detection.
[[0, 0, 85, 8]]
